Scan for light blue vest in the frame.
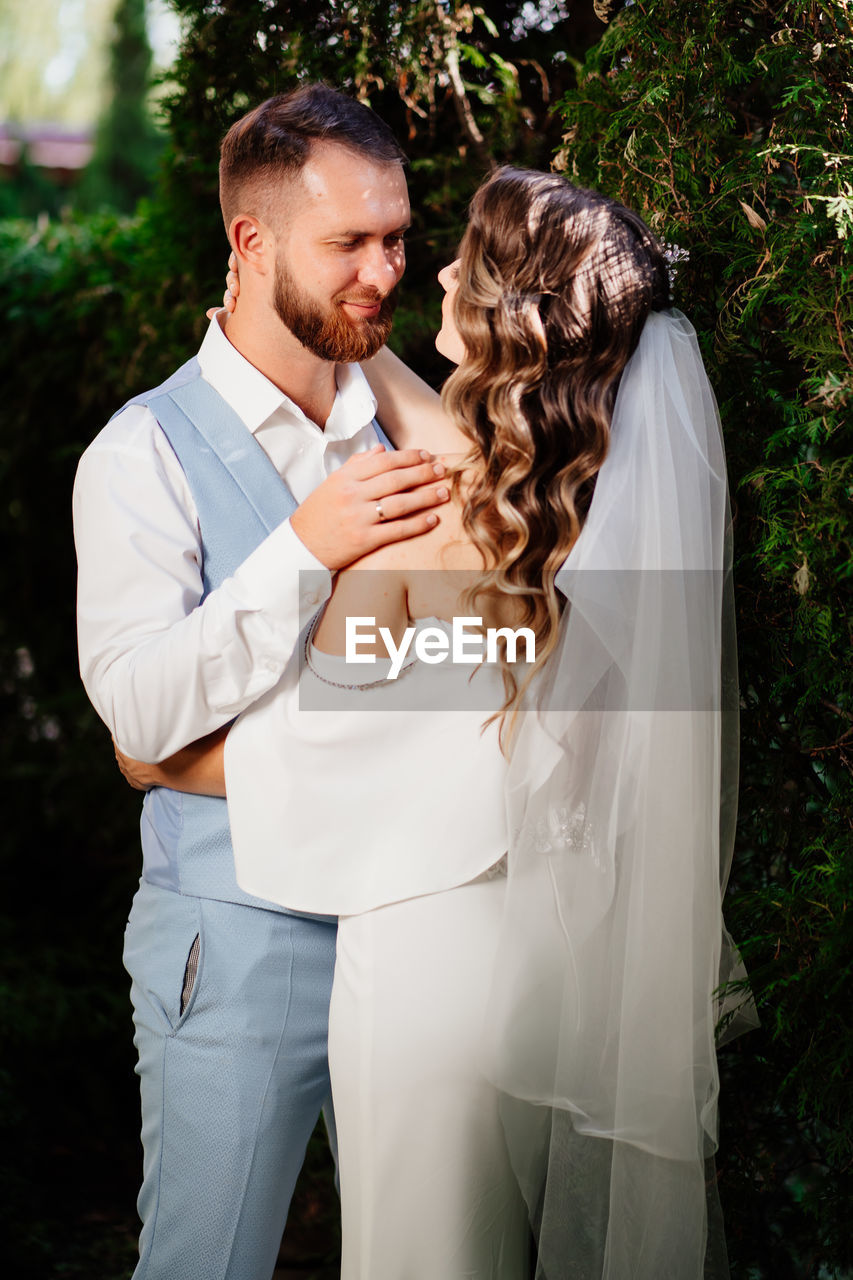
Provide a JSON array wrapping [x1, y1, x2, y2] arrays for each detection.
[[121, 357, 391, 912]]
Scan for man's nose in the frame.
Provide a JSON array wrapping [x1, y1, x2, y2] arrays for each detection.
[[358, 243, 404, 292]]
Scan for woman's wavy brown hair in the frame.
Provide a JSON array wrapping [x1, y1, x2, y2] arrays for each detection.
[[443, 167, 670, 739]]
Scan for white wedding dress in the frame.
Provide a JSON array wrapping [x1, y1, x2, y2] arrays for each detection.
[[226, 619, 532, 1279]]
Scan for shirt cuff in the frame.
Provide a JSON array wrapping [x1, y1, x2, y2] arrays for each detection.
[[223, 517, 332, 641]]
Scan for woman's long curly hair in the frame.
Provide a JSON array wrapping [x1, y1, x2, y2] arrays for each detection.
[[443, 168, 670, 737]]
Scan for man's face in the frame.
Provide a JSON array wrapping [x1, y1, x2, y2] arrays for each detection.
[[272, 141, 410, 362]]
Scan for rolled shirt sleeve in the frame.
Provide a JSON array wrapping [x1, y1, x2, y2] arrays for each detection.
[[74, 404, 331, 761]]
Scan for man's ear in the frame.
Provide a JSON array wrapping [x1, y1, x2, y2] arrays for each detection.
[[229, 214, 275, 275]]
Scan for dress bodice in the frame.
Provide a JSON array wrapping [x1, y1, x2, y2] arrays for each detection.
[[225, 619, 511, 915]]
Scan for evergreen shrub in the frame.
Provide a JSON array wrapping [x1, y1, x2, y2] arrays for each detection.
[[0, 210, 178, 1273]]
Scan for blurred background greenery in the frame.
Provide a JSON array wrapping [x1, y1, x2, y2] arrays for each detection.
[[1, 2, 851, 1277]]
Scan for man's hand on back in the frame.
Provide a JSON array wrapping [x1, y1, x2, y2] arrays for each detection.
[[291, 445, 449, 571]]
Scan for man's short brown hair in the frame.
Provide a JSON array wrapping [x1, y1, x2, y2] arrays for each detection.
[[219, 84, 407, 232]]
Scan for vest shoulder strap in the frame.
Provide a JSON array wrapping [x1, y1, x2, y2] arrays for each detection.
[[151, 375, 298, 535]]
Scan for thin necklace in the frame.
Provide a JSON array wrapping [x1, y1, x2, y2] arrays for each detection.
[[302, 614, 419, 691]]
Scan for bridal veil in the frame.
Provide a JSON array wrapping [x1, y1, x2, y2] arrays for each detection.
[[484, 309, 756, 1277]]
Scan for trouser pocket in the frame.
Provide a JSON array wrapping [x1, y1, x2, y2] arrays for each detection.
[[123, 882, 204, 1035], [180, 934, 200, 1014]]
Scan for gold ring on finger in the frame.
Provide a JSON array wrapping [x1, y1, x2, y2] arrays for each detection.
[[376, 502, 386, 522]]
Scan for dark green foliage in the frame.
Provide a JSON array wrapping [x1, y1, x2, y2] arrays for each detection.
[[558, 2, 852, 1273], [78, 0, 165, 213], [0, 147, 70, 220], [0, 211, 161, 1273]]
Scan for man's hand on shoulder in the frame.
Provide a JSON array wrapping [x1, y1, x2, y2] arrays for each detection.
[[290, 445, 450, 571]]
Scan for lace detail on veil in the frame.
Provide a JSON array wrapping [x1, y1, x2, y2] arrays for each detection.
[[513, 802, 604, 871]]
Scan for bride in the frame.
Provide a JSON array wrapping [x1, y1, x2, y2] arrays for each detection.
[[119, 167, 744, 1278]]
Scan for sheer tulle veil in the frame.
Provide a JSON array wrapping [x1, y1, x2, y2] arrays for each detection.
[[483, 309, 757, 1277]]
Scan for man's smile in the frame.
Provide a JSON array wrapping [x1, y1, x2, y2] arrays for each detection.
[[339, 297, 384, 319]]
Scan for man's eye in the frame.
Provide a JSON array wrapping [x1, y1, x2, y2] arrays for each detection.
[[337, 239, 360, 250], [385, 234, 407, 246]]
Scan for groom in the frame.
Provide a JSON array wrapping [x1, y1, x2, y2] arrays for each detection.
[[74, 85, 448, 1280]]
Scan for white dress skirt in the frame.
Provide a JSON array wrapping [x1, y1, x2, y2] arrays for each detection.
[[225, 623, 532, 1278], [330, 870, 530, 1280]]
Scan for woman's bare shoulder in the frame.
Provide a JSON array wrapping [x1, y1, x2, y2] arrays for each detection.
[[362, 347, 468, 454], [343, 492, 478, 578]]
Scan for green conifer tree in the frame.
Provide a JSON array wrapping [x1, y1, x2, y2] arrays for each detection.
[[79, 0, 163, 212]]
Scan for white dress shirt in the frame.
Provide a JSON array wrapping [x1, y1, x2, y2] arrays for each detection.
[[74, 314, 382, 760]]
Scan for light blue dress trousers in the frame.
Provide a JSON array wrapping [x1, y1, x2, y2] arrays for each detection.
[[124, 882, 337, 1280]]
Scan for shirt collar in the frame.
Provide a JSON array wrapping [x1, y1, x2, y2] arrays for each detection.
[[197, 311, 378, 439], [324, 360, 379, 442]]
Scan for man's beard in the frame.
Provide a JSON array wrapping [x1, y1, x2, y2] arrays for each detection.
[[273, 257, 397, 363]]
